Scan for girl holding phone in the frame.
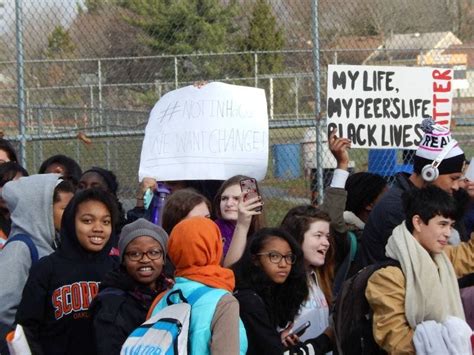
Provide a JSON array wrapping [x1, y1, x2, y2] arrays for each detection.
[[213, 175, 264, 266], [233, 228, 332, 355]]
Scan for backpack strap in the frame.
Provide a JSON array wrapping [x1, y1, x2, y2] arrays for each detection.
[[186, 285, 214, 305], [166, 289, 188, 305], [4, 234, 39, 265], [332, 231, 358, 297], [348, 231, 357, 261]]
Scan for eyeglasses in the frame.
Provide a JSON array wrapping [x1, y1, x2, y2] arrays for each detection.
[[256, 251, 296, 265], [125, 249, 163, 262]]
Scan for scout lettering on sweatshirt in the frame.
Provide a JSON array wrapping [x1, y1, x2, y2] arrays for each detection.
[[52, 281, 99, 320]]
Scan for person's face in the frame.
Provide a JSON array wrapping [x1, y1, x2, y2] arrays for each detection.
[[433, 173, 463, 194], [219, 184, 240, 221], [45, 163, 66, 175], [301, 220, 330, 267], [75, 200, 112, 252], [53, 191, 74, 232], [124, 236, 164, 289], [0, 150, 10, 164], [255, 237, 293, 284], [78, 172, 108, 191], [185, 201, 210, 219], [413, 215, 455, 254]]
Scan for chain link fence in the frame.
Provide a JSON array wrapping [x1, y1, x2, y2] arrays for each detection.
[[0, 0, 473, 225]]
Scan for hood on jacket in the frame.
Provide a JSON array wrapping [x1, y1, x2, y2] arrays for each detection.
[[3, 174, 61, 256], [59, 188, 117, 261], [169, 217, 235, 292]]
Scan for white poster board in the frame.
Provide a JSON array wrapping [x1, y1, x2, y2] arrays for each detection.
[[327, 64, 453, 149], [139, 82, 269, 181]]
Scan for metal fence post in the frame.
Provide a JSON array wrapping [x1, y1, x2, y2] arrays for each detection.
[[15, 0, 26, 167], [254, 52, 258, 87], [311, 0, 324, 204], [97, 59, 103, 127], [269, 77, 274, 120], [294, 76, 299, 119], [174, 56, 178, 89]]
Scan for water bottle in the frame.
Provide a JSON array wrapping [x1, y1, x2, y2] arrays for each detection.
[[148, 182, 170, 226]]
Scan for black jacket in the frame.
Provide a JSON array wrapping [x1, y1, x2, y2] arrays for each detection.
[[90, 267, 170, 355], [361, 173, 414, 265], [234, 288, 331, 355], [15, 196, 119, 355]]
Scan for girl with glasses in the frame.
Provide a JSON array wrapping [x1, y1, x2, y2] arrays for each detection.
[[233, 228, 331, 354], [90, 218, 172, 354]]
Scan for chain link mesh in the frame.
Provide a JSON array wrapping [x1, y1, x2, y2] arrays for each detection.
[[0, 0, 473, 225]]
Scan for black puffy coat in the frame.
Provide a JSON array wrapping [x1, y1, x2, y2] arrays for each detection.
[[90, 267, 171, 355]]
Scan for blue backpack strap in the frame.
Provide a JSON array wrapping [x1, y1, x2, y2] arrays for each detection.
[[4, 234, 39, 265], [186, 285, 216, 305], [348, 231, 358, 262]]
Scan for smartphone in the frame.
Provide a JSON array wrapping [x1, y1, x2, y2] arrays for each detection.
[[288, 321, 311, 337], [239, 178, 263, 212]]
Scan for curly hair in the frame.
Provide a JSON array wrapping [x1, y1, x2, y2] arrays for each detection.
[[232, 227, 308, 328]]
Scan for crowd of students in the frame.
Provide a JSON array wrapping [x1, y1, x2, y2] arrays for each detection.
[[0, 117, 474, 355]]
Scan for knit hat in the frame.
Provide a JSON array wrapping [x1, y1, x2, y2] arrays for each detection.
[[413, 119, 465, 175], [118, 218, 168, 262]]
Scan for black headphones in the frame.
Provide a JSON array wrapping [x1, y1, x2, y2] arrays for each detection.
[[421, 139, 457, 182]]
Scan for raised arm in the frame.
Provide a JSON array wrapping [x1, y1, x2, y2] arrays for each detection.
[[223, 193, 263, 267], [320, 128, 351, 234]]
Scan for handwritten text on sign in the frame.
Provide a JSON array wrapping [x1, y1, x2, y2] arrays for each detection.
[[139, 82, 269, 181], [326, 65, 452, 149]]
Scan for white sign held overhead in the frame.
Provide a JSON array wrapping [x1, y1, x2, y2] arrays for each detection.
[[139, 82, 269, 181], [327, 64, 453, 149]]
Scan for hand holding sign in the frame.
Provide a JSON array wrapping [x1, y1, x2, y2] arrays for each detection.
[[329, 128, 351, 170]]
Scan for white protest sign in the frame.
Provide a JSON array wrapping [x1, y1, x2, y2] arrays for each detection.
[[139, 82, 269, 181], [327, 64, 453, 149]]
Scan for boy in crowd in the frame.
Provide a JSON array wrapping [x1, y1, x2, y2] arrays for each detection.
[[366, 185, 474, 353], [362, 120, 466, 264]]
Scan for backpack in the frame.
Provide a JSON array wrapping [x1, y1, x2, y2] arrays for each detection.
[[333, 230, 358, 297], [121, 286, 213, 355], [333, 258, 400, 355], [3, 234, 39, 265]]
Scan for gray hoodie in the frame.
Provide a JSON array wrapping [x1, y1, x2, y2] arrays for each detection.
[[0, 174, 60, 336]]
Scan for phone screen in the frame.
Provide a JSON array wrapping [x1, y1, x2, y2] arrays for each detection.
[[239, 178, 262, 212]]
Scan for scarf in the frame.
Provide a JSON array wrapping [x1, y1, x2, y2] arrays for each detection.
[[385, 222, 465, 329], [168, 217, 235, 292]]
